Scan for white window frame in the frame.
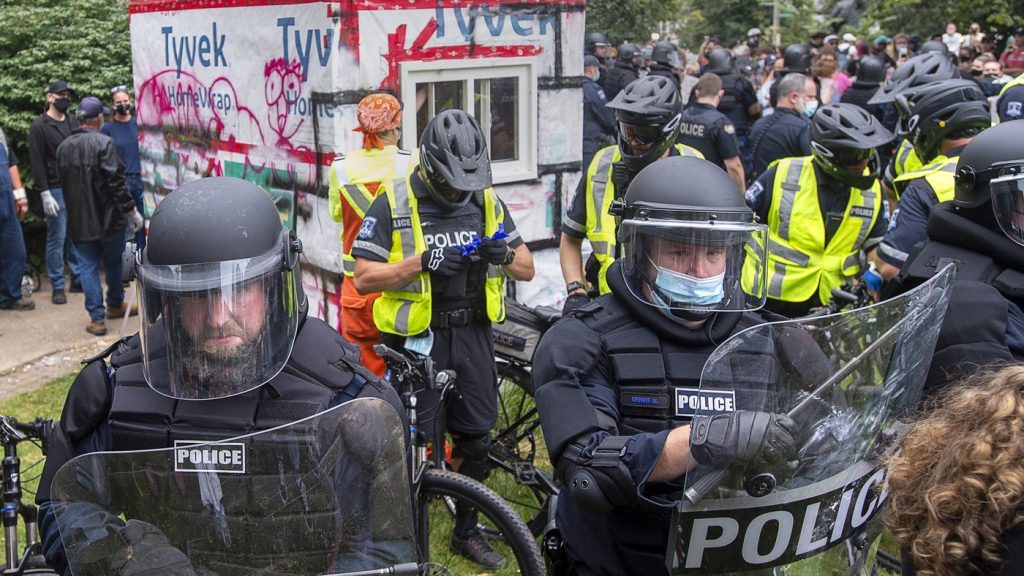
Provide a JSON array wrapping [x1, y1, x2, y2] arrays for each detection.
[[400, 58, 537, 184]]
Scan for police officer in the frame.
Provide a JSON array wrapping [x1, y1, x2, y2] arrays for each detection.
[[696, 48, 761, 175], [350, 109, 534, 570], [749, 73, 816, 179], [583, 55, 616, 175], [840, 56, 894, 128], [536, 156, 798, 576], [560, 76, 704, 311], [768, 44, 813, 108], [647, 41, 682, 88], [586, 31, 613, 82], [745, 103, 894, 317], [871, 80, 990, 282], [604, 42, 642, 102], [676, 73, 745, 192], [885, 121, 1024, 394], [36, 177, 408, 574], [996, 71, 1024, 123]]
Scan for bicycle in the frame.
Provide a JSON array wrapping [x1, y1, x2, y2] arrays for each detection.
[[0, 415, 57, 575], [374, 343, 545, 576]]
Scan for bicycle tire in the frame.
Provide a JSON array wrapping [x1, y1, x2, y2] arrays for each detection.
[[417, 468, 545, 576], [488, 361, 556, 536]]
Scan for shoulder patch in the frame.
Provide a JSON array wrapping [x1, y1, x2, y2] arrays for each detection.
[[723, 123, 736, 135], [745, 181, 764, 206], [1008, 101, 1022, 118], [357, 216, 377, 239]]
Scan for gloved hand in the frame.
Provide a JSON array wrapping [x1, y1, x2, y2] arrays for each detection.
[[863, 262, 883, 299], [689, 410, 799, 469], [110, 520, 196, 576], [562, 293, 590, 315], [12, 188, 27, 218], [126, 209, 145, 233], [478, 237, 511, 265], [421, 247, 468, 277], [40, 190, 60, 218]]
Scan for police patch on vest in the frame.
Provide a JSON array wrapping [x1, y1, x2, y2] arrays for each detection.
[[1008, 101, 1022, 118], [849, 206, 874, 219], [392, 216, 412, 229], [357, 216, 377, 239], [675, 387, 736, 417], [174, 441, 246, 474]]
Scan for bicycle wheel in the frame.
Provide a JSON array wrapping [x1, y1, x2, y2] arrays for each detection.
[[488, 361, 556, 536], [417, 468, 545, 576]]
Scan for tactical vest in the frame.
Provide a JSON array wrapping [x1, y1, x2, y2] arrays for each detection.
[[104, 318, 388, 572], [742, 156, 881, 304], [373, 178, 506, 336], [329, 148, 416, 276], [717, 73, 740, 112], [584, 144, 705, 295], [999, 72, 1024, 98], [892, 153, 958, 199], [892, 139, 923, 183], [577, 298, 773, 436]]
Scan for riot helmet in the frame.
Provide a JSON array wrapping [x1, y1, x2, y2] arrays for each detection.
[[868, 52, 957, 104], [706, 48, 735, 75], [953, 122, 1024, 247], [650, 41, 681, 68], [810, 103, 895, 189], [855, 56, 887, 85], [586, 32, 611, 55], [919, 40, 950, 56], [617, 42, 642, 67], [618, 157, 768, 322], [128, 177, 304, 400], [781, 44, 812, 74], [606, 76, 683, 172], [895, 80, 989, 164], [418, 109, 492, 211]]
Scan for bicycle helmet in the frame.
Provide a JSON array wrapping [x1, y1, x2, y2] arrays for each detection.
[[868, 52, 957, 104], [618, 157, 768, 321], [418, 109, 492, 211], [896, 80, 989, 164], [919, 40, 949, 56], [606, 76, 683, 172], [811, 103, 895, 189], [706, 48, 735, 75]]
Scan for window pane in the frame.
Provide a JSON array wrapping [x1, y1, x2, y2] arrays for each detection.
[[434, 81, 464, 114], [414, 81, 464, 142], [415, 83, 430, 140], [485, 77, 518, 162]]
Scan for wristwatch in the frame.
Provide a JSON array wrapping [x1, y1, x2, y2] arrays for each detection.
[[503, 247, 516, 266], [566, 281, 586, 295]]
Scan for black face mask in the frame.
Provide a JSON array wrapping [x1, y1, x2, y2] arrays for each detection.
[[114, 104, 131, 116], [53, 98, 71, 114]]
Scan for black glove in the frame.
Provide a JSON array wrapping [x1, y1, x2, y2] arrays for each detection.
[[478, 237, 511, 265], [113, 520, 196, 576], [689, 410, 799, 469], [421, 247, 468, 277], [562, 293, 590, 315]]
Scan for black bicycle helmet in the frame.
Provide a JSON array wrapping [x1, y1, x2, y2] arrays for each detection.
[[586, 32, 611, 53], [868, 52, 957, 104], [650, 41, 681, 68], [898, 80, 990, 164], [919, 40, 949, 56], [781, 44, 812, 74], [606, 76, 683, 172], [811, 103, 896, 189], [418, 109, 492, 211], [706, 48, 735, 75], [617, 42, 641, 64], [855, 56, 887, 85]]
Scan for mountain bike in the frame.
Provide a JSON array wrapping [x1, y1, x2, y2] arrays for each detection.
[[0, 416, 57, 575]]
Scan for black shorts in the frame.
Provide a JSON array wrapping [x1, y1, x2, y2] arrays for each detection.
[[429, 323, 498, 436]]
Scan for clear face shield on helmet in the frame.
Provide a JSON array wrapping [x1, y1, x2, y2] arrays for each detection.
[[990, 172, 1024, 248], [135, 236, 300, 400], [619, 218, 769, 317]]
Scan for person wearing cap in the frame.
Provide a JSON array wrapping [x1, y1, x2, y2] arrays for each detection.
[[583, 54, 616, 174], [28, 80, 81, 305], [808, 31, 827, 55], [872, 36, 897, 68], [0, 126, 34, 311], [102, 85, 145, 251], [999, 28, 1024, 77], [56, 96, 144, 336], [327, 92, 417, 377]]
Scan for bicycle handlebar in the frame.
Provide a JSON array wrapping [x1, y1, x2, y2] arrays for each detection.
[[0, 415, 52, 448]]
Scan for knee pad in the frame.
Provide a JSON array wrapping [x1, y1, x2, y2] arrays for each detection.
[[451, 432, 491, 481]]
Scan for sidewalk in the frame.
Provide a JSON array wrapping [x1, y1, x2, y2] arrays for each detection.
[[0, 278, 138, 401]]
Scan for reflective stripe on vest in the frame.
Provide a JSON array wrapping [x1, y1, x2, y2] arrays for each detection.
[[893, 154, 958, 201], [373, 180, 506, 336], [584, 143, 705, 295], [893, 139, 922, 179], [998, 72, 1024, 98], [746, 156, 881, 304], [338, 153, 415, 277]]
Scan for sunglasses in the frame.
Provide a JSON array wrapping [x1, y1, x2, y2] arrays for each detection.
[[110, 85, 130, 95]]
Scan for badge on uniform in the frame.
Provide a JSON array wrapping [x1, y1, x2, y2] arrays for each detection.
[[357, 216, 377, 239], [675, 387, 736, 417], [745, 181, 764, 205], [724, 123, 736, 135]]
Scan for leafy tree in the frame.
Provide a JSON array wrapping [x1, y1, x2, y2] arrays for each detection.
[[585, 0, 687, 45], [861, 0, 1023, 50], [0, 0, 132, 188]]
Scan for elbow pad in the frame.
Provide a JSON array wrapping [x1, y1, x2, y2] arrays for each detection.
[[562, 435, 636, 513]]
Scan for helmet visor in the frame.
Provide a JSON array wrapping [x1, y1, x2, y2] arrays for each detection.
[[619, 219, 769, 313], [136, 249, 300, 400], [619, 122, 665, 148], [991, 173, 1024, 248]]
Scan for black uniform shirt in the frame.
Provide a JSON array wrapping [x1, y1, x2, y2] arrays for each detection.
[[998, 83, 1024, 123], [351, 171, 522, 311], [749, 108, 812, 178], [676, 103, 740, 169]]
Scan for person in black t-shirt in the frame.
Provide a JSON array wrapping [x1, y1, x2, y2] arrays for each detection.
[[677, 73, 744, 192]]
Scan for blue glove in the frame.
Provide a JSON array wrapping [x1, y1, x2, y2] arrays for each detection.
[[863, 266, 883, 295]]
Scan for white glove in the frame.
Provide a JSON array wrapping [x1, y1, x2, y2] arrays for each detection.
[[12, 188, 27, 218], [126, 209, 144, 233], [39, 190, 60, 217]]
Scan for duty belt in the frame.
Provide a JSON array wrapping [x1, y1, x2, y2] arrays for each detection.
[[431, 308, 481, 329]]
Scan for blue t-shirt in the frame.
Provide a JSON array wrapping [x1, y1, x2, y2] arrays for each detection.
[[101, 117, 141, 176]]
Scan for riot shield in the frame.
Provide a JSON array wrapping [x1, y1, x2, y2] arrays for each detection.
[[51, 397, 416, 576], [670, 265, 954, 575]]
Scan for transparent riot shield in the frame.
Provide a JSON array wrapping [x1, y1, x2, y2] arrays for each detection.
[[670, 265, 955, 575], [51, 397, 416, 576]]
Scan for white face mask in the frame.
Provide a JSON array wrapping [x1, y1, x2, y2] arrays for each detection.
[[647, 256, 726, 307], [803, 98, 819, 118]]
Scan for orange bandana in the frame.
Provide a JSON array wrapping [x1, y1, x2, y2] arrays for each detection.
[[353, 93, 402, 150]]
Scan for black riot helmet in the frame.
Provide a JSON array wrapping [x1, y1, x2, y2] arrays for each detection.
[[606, 76, 683, 172], [130, 177, 304, 400], [617, 157, 768, 321], [706, 48, 735, 75], [868, 52, 957, 104], [617, 42, 642, 66], [650, 41, 681, 68], [896, 80, 990, 164], [586, 32, 611, 54], [855, 56, 887, 85], [781, 44, 812, 74], [953, 122, 1024, 247], [811, 103, 896, 189], [919, 40, 953, 59], [418, 109, 492, 211]]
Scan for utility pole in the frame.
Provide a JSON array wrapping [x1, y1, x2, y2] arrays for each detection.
[[772, 0, 781, 46]]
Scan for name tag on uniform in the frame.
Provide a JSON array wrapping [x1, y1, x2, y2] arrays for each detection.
[[849, 206, 874, 219], [392, 216, 412, 229], [675, 387, 736, 417]]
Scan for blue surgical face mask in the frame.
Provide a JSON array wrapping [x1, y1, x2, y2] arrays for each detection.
[[594, 70, 601, 83], [648, 257, 726, 307], [803, 99, 819, 118]]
